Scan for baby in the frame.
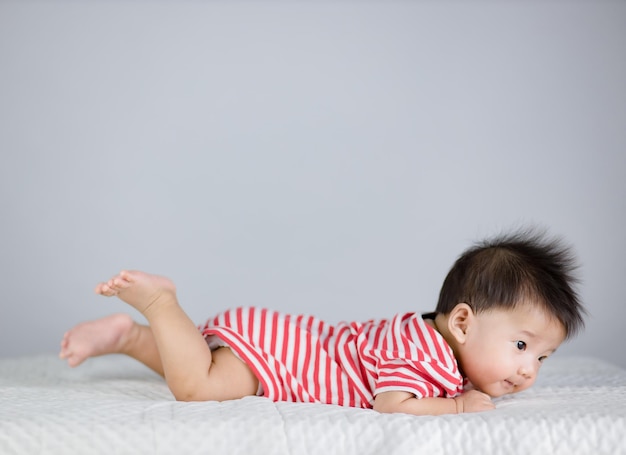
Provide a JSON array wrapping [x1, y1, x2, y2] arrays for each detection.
[[59, 229, 585, 415]]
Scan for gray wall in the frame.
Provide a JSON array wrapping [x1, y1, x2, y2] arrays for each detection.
[[1, 1, 624, 368]]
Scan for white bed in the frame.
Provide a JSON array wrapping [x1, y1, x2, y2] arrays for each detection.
[[1, 354, 624, 454]]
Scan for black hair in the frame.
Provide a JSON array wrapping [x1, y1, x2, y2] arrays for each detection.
[[436, 228, 585, 339]]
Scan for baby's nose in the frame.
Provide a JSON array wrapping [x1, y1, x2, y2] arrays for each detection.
[[518, 362, 538, 379]]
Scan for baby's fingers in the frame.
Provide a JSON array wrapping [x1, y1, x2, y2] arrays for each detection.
[[457, 390, 495, 413]]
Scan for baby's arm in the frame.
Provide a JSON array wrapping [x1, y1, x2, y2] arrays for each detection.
[[373, 390, 494, 416]]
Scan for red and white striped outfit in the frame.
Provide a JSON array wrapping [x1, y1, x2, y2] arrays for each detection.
[[200, 307, 463, 409]]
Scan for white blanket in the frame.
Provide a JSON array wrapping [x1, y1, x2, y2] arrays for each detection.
[[0, 355, 624, 454]]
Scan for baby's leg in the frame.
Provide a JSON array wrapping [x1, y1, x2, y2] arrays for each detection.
[[59, 314, 163, 375], [93, 270, 258, 402]]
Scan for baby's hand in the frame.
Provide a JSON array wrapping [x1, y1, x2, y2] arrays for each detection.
[[453, 390, 495, 413]]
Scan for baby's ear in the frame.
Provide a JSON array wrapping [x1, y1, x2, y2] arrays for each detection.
[[448, 303, 474, 344]]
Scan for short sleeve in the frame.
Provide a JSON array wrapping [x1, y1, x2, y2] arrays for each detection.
[[372, 314, 463, 399]]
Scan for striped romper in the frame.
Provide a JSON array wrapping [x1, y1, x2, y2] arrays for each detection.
[[200, 307, 464, 408]]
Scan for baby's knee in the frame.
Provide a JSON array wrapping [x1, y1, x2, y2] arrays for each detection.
[[173, 390, 209, 402], [171, 383, 218, 402]]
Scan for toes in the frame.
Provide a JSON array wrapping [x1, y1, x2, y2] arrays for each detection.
[[95, 282, 110, 295], [94, 272, 134, 296], [67, 355, 82, 368], [95, 274, 133, 295], [59, 345, 70, 359], [96, 282, 118, 296], [107, 279, 118, 291], [61, 347, 87, 367], [112, 276, 132, 290], [59, 333, 69, 355], [119, 270, 136, 282]]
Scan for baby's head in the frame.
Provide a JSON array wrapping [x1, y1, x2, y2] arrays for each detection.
[[435, 229, 585, 397]]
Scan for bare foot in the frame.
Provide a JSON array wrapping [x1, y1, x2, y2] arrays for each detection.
[[59, 313, 137, 367], [94, 270, 177, 315]]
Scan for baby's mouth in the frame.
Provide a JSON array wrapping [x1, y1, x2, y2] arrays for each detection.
[[504, 379, 516, 389]]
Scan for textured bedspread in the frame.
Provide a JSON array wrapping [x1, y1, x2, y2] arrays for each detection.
[[0, 355, 625, 454]]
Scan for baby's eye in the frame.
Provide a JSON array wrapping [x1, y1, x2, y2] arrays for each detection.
[[538, 355, 548, 363], [516, 341, 527, 351]]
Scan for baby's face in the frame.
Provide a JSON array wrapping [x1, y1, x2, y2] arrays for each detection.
[[457, 304, 566, 398]]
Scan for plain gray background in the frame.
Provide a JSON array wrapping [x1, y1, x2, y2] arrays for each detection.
[[1, 1, 625, 369]]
